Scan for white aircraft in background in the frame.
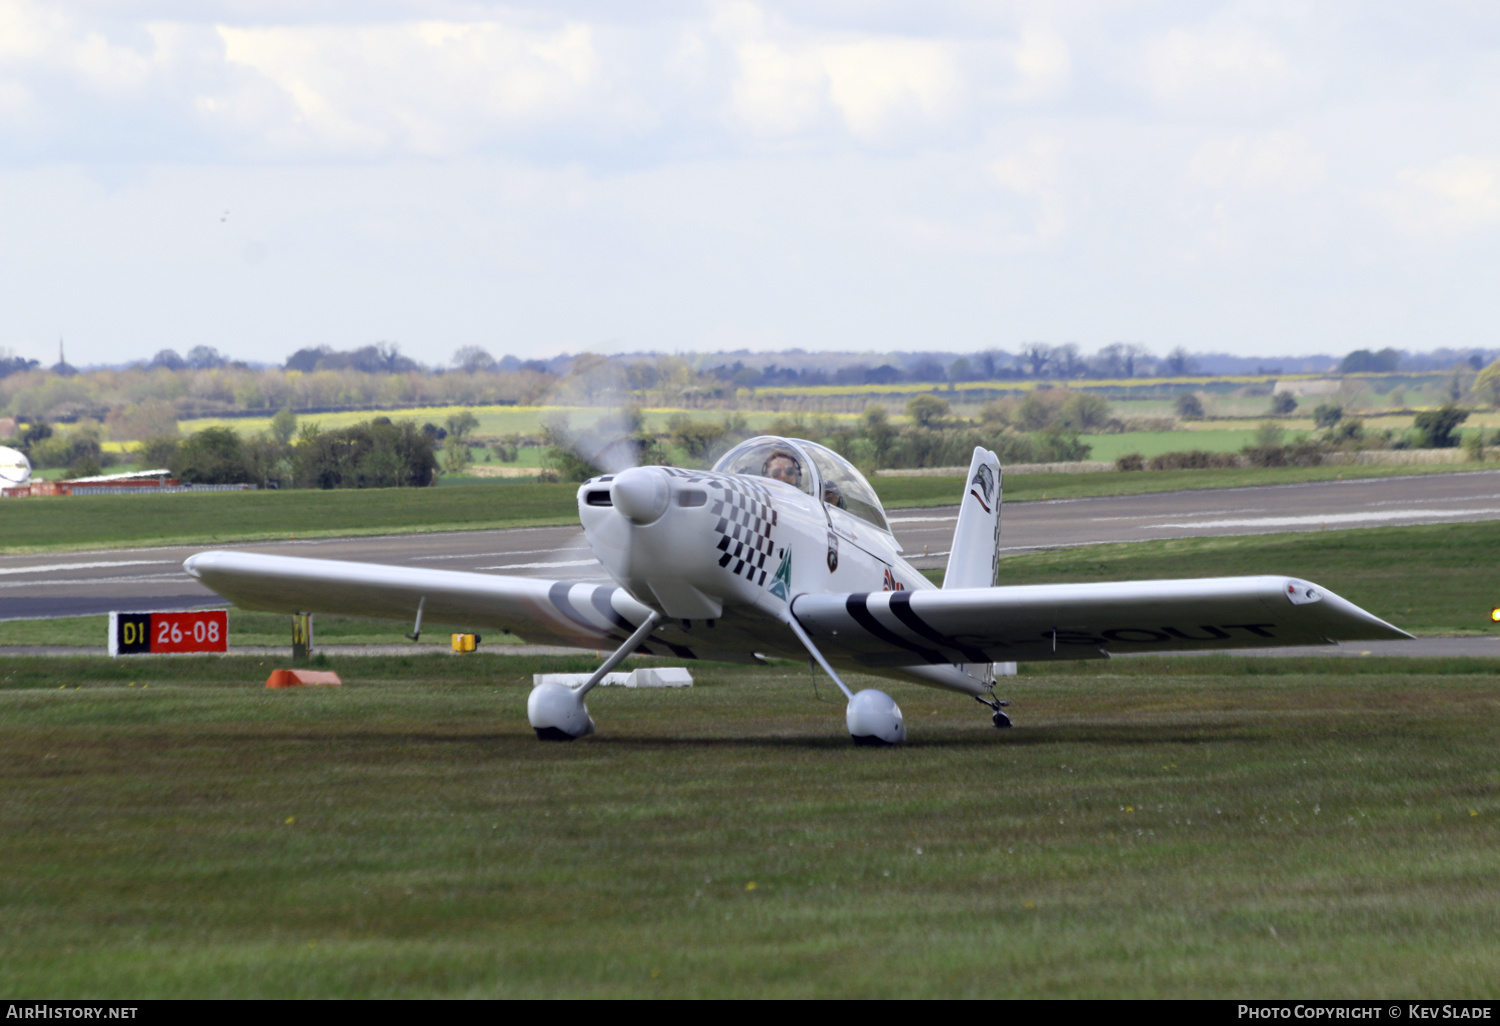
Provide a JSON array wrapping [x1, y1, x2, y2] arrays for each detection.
[[184, 438, 1408, 745]]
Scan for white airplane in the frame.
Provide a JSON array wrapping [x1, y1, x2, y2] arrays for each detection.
[[184, 438, 1409, 745]]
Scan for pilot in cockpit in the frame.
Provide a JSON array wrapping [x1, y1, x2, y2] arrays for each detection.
[[822, 478, 846, 509], [762, 451, 803, 488]]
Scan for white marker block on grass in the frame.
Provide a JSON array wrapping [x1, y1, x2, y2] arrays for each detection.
[[533, 672, 629, 688], [626, 667, 693, 688], [531, 668, 693, 689]]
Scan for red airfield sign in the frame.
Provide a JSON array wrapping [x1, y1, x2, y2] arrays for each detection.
[[109, 610, 229, 656]]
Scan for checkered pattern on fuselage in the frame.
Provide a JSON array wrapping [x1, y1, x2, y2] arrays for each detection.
[[708, 477, 778, 587]]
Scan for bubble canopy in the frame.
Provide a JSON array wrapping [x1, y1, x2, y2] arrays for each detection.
[[712, 436, 890, 532]]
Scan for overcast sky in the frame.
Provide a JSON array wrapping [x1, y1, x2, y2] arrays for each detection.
[[2, 1, 1497, 367]]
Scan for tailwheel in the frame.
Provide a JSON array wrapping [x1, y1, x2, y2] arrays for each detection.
[[976, 693, 1012, 729]]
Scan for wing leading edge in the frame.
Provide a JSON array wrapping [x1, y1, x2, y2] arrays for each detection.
[[183, 550, 666, 653], [791, 576, 1410, 666]]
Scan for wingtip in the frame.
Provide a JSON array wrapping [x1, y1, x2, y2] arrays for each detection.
[[182, 550, 220, 578], [1365, 617, 1415, 642]]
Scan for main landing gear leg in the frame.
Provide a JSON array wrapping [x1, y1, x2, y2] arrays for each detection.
[[527, 612, 663, 741], [975, 693, 1012, 729], [784, 616, 906, 746]]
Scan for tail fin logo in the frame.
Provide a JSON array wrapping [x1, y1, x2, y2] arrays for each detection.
[[969, 463, 995, 513]]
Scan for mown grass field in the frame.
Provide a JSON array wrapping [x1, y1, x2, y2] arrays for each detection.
[[0, 481, 584, 552], [1, 652, 1497, 997], [1080, 428, 1286, 461]]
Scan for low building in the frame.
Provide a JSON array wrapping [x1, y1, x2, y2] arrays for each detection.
[[2, 468, 181, 498]]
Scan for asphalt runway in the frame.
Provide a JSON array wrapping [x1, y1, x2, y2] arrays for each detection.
[[6, 468, 1500, 622]]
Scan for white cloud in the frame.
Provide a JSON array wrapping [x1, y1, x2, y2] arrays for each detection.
[[1008, 25, 1071, 103], [989, 136, 1070, 246], [0, 0, 67, 62], [822, 38, 960, 143], [726, 34, 830, 138], [722, 9, 966, 145], [1188, 132, 1324, 191], [720, 4, 1063, 147], [1144, 23, 1298, 113], [1386, 156, 1500, 235], [0, 1, 191, 94], [0, 0, 164, 133], [214, 20, 608, 157]]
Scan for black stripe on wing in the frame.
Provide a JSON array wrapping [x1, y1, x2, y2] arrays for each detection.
[[588, 584, 677, 655], [590, 586, 637, 633], [842, 593, 946, 664], [548, 581, 622, 643], [887, 591, 992, 662]]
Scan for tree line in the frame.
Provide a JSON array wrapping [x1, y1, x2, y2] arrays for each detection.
[[6, 341, 1500, 430], [2, 410, 440, 489], [539, 392, 1120, 483]]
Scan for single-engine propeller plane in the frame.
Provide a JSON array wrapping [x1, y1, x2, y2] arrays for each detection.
[[184, 439, 1409, 744]]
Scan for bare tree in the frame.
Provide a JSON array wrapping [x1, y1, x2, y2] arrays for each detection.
[[1020, 342, 1053, 378], [186, 346, 227, 370], [1166, 347, 1195, 375], [376, 341, 403, 373], [453, 346, 494, 373], [1093, 344, 1128, 378], [1053, 343, 1083, 377]]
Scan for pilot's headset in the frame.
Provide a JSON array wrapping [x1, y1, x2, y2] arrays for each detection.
[[762, 450, 802, 488]]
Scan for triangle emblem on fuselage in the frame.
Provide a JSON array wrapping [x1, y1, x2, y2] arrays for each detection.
[[768, 549, 792, 601]]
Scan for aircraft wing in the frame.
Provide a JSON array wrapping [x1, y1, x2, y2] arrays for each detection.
[[791, 576, 1411, 666], [182, 550, 676, 653]]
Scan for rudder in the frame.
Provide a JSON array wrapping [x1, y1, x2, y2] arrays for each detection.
[[944, 446, 1001, 590]]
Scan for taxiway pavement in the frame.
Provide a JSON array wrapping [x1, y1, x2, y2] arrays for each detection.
[[5, 469, 1500, 621]]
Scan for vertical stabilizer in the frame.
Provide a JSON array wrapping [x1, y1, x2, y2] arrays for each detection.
[[944, 447, 1001, 590]]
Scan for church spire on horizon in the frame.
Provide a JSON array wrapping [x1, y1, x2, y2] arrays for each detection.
[[51, 335, 78, 377]]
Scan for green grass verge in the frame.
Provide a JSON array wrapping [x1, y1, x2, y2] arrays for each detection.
[[1080, 428, 1298, 462], [0, 481, 583, 553], [1, 653, 1497, 997]]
